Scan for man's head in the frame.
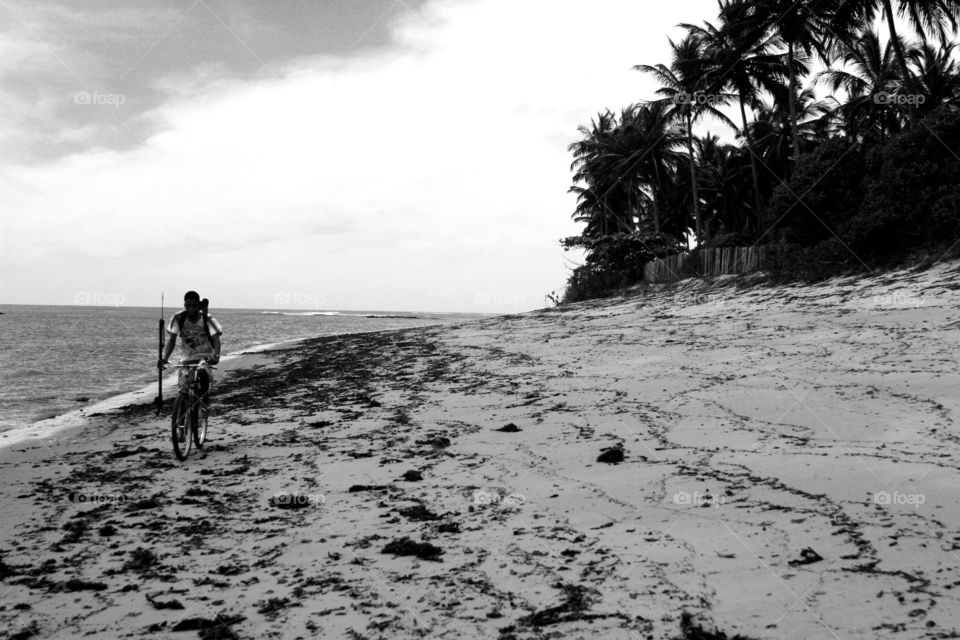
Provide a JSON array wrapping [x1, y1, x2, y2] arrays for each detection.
[[184, 291, 202, 319]]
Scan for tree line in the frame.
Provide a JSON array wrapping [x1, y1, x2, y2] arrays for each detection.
[[562, 0, 960, 302]]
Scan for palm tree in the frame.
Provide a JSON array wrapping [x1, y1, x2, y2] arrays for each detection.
[[831, 0, 960, 124], [569, 111, 635, 238], [568, 106, 685, 238], [908, 41, 960, 114], [817, 29, 909, 142], [683, 0, 791, 234], [696, 134, 755, 238], [753, 0, 834, 165], [612, 103, 686, 235], [636, 34, 737, 245], [750, 88, 834, 184]]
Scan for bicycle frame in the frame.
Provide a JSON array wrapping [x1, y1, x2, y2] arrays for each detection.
[[177, 362, 211, 403]]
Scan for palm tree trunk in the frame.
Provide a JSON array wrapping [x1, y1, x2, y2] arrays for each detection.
[[882, 0, 919, 125], [602, 195, 608, 236], [738, 98, 764, 235], [652, 159, 663, 234], [686, 113, 702, 245], [629, 180, 642, 233], [787, 42, 802, 169]]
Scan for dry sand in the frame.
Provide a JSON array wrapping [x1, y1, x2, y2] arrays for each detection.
[[2, 261, 960, 640]]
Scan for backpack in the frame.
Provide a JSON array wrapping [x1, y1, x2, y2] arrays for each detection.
[[176, 298, 213, 345]]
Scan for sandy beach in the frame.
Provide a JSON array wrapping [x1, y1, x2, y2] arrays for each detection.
[[3, 261, 960, 640]]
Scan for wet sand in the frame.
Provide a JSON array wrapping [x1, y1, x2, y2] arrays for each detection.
[[2, 261, 960, 639]]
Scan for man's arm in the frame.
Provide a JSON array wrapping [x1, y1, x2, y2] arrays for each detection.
[[210, 334, 221, 365], [160, 332, 177, 365]]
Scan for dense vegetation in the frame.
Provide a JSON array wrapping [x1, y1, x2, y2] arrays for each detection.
[[561, 0, 960, 302]]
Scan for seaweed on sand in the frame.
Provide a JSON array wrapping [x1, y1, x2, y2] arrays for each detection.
[[381, 537, 444, 560]]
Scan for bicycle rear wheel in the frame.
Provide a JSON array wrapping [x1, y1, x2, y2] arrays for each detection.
[[171, 395, 193, 461], [193, 403, 208, 449]]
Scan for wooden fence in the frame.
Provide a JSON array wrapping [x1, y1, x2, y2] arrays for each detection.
[[643, 245, 774, 283]]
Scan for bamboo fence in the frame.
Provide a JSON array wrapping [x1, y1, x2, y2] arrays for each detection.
[[644, 245, 776, 283]]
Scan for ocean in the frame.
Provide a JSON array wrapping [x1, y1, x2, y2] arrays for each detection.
[[0, 304, 486, 434]]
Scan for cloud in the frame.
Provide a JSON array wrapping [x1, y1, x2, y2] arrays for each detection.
[[1, 0, 719, 311]]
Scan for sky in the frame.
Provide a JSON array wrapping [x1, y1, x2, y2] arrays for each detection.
[[2, 0, 743, 312]]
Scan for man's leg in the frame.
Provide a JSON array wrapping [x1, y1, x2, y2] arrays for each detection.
[[177, 368, 190, 397], [199, 369, 212, 408], [175, 368, 189, 441]]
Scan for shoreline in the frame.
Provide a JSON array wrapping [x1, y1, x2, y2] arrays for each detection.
[[0, 320, 474, 452], [0, 337, 313, 452], [0, 308, 488, 444], [2, 265, 960, 639]]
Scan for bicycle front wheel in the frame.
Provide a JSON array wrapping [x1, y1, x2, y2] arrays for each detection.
[[171, 395, 193, 461], [193, 403, 208, 449]]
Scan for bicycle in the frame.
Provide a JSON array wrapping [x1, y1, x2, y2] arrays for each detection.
[[166, 361, 216, 461]]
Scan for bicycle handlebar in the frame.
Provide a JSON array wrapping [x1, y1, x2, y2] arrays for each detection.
[[164, 362, 218, 370]]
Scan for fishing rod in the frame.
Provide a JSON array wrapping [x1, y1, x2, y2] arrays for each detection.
[[155, 292, 164, 416]]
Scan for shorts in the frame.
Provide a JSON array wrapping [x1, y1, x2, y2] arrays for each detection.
[[177, 366, 214, 399]]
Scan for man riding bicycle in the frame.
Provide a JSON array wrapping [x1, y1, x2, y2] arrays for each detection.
[[159, 291, 223, 404]]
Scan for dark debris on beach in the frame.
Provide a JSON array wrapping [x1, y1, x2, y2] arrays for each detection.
[[381, 537, 444, 561]]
